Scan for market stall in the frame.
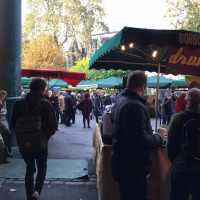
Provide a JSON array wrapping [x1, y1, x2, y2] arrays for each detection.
[[93, 125, 120, 200], [90, 26, 200, 200]]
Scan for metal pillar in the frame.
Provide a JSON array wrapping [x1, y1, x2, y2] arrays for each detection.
[[0, 0, 21, 97], [0, 0, 21, 148]]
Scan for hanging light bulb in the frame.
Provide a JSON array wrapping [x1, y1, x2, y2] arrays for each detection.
[[121, 45, 126, 51], [129, 43, 134, 48], [152, 50, 158, 58]]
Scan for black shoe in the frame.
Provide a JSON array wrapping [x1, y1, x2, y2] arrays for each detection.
[[7, 152, 13, 158]]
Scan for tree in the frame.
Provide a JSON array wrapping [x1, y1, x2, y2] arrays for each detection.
[[70, 58, 128, 79], [22, 35, 65, 68], [166, 0, 200, 31], [24, 0, 108, 57]]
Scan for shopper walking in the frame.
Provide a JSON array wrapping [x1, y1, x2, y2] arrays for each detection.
[[11, 78, 57, 200]]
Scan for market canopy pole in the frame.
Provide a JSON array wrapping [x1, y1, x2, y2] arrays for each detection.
[[155, 63, 161, 133]]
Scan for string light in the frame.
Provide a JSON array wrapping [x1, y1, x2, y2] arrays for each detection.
[[129, 43, 134, 48], [121, 45, 126, 51], [152, 50, 158, 58]]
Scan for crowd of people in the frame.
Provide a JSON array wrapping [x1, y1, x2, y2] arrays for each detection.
[[37, 88, 118, 128], [0, 73, 199, 200], [0, 82, 119, 200], [158, 88, 187, 126], [111, 71, 200, 200]]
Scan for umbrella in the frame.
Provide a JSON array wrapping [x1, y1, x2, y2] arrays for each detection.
[[90, 26, 200, 76], [21, 68, 86, 86], [49, 79, 68, 88]]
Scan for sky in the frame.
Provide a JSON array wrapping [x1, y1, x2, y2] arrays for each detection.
[[102, 0, 172, 31], [22, 0, 173, 31]]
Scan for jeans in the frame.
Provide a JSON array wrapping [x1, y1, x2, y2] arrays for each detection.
[[170, 169, 200, 200], [21, 149, 48, 200]]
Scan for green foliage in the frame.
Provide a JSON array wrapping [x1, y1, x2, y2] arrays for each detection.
[[166, 0, 200, 31], [70, 58, 128, 79], [22, 34, 65, 68], [23, 0, 108, 54]]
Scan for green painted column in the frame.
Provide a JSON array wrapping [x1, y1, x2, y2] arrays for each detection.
[[0, 0, 21, 149], [0, 0, 21, 97]]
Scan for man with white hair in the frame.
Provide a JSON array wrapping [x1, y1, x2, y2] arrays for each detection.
[[168, 87, 200, 200]]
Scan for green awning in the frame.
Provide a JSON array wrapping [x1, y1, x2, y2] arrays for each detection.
[[78, 77, 122, 89], [97, 76, 122, 88], [21, 77, 32, 88], [172, 78, 187, 88], [49, 79, 68, 88], [89, 27, 200, 75], [78, 80, 97, 86], [147, 75, 172, 88]]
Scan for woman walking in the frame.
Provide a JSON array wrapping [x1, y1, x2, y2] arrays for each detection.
[[78, 93, 93, 128]]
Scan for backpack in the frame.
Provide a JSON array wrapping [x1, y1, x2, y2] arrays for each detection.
[[14, 99, 44, 151], [183, 117, 200, 161]]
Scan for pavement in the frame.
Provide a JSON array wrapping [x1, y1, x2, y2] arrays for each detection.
[[0, 113, 98, 200], [0, 180, 97, 200], [0, 112, 160, 200]]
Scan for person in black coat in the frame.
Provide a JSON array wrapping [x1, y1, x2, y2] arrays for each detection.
[[92, 93, 103, 123], [11, 78, 57, 200], [49, 90, 60, 126], [77, 93, 93, 128], [167, 87, 200, 200], [63, 91, 73, 126], [112, 71, 165, 200]]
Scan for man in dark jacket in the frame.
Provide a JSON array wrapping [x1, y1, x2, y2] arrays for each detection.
[[167, 87, 200, 200], [11, 78, 57, 200], [112, 71, 164, 200], [63, 91, 73, 126], [92, 93, 103, 123], [49, 90, 60, 126]]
